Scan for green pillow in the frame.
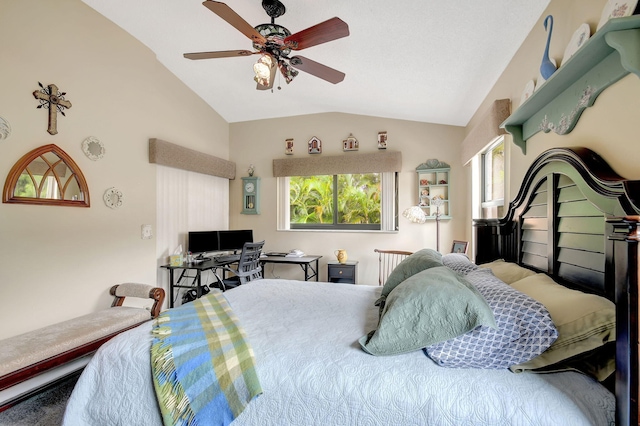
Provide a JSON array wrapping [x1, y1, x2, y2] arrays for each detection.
[[509, 273, 616, 380], [381, 249, 442, 299], [360, 266, 496, 356], [478, 259, 536, 284]]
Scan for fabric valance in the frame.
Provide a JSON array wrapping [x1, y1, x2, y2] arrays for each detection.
[[460, 99, 511, 165], [149, 138, 236, 180], [272, 151, 402, 177]]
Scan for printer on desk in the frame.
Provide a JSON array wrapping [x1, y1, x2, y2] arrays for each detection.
[[264, 249, 304, 257], [286, 249, 304, 258]]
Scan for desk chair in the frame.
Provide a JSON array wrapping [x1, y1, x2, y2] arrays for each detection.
[[374, 249, 413, 286], [212, 240, 265, 291]]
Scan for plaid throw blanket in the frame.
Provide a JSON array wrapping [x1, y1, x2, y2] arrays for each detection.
[[151, 291, 262, 426]]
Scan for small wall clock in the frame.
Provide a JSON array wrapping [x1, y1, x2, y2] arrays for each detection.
[[241, 176, 260, 214]]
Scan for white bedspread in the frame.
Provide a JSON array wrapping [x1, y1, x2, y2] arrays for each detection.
[[63, 279, 614, 425]]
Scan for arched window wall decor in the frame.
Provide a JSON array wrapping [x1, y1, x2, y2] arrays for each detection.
[[3, 144, 90, 207]]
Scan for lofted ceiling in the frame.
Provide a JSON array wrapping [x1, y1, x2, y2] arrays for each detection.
[[81, 0, 551, 126]]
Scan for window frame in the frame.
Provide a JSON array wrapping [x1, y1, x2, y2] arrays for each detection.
[[480, 136, 505, 209], [278, 172, 398, 232]]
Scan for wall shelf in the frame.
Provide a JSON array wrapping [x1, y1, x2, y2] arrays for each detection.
[[416, 160, 451, 220], [502, 16, 640, 154]]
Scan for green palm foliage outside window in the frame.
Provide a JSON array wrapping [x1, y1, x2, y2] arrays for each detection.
[[290, 173, 381, 229]]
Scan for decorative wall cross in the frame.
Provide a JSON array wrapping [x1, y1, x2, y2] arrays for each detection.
[[33, 82, 72, 135]]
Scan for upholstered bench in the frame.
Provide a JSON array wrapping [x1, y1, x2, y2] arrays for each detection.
[[0, 283, 165, 410]]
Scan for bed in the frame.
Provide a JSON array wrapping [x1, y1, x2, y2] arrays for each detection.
[[63, 147, 639, 426]]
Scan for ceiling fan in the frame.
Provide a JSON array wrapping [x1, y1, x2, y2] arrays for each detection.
[[184, 0, 350, 90]]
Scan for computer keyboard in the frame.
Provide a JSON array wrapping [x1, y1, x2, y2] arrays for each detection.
[[214, 254, 240, 263]]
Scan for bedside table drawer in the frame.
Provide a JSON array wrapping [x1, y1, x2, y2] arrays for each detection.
[[327, 261, 358, 284]]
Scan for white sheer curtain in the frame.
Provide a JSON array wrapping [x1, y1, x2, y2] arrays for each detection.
[[155, 165, 229, 298]]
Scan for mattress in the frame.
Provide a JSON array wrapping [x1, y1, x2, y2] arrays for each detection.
[[63, 279, 614, 425]]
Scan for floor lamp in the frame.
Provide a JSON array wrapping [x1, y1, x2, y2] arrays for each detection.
[[430, 196, 444, 252]]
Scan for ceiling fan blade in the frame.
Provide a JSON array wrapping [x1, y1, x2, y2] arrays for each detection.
[[284, 17, 349, 50], [202, 1, 266, 44], [289, 55, 345, 84], [184, 49, 257, 60]]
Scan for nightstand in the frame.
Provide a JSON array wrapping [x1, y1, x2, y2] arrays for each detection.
[[327, 261, 358, 284]]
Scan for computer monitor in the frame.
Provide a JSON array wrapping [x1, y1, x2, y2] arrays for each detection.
[[187, 231, 219, 256], [218, 230, 253, 252]]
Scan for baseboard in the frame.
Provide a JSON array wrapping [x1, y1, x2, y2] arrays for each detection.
[[0, 355, 91, 412]]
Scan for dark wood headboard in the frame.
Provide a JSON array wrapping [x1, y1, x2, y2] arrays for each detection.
[[473, 147, 639, 426]]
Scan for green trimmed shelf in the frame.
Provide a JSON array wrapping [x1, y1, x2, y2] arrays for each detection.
[[416, 160, 451, 220], [502, 15, 640, 154]]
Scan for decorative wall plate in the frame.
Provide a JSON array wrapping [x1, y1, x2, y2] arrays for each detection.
[[597, 0, 639, 30], [562, 23, 591, 65], [103, 187, 123, 209], [82, 136, 105, 161], [520, 80, 535, 105], [285, 138, 294, 155], [308, 136, 322, 154], [0, 116, 11, 141]]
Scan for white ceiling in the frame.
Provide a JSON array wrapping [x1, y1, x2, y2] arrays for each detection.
[[81, 0, 550, 126]]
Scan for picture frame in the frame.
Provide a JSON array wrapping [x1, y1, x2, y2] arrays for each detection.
[[308, 136, 322, 154], [285, 138, 294, 155], [451, 240, 468, 254], [377, 131, 387, 149]]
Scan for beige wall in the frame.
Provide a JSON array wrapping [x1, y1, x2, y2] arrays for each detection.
[[0, 0, 229, 339], [229, 113, 465, 285]]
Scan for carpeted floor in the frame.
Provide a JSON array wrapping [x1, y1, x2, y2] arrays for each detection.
[[0, 373, 79, 426]]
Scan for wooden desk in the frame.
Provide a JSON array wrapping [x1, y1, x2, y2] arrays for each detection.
[[161, 258, 236, 308], [259, 255, 322, 281]]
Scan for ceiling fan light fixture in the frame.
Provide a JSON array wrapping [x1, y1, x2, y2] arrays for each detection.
[[277, 59, 298, 84], [254, 54, 275, 86]]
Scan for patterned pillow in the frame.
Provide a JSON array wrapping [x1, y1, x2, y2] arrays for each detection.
[[425, 268, 558, 369], [442, 253, 478, 275]]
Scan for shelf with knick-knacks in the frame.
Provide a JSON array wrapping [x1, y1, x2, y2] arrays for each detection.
[[416, 159, 450, 220]]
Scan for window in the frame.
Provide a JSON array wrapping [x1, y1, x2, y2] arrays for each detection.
[[279, 172, 397, 231], [481, 137, 504, 209]]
